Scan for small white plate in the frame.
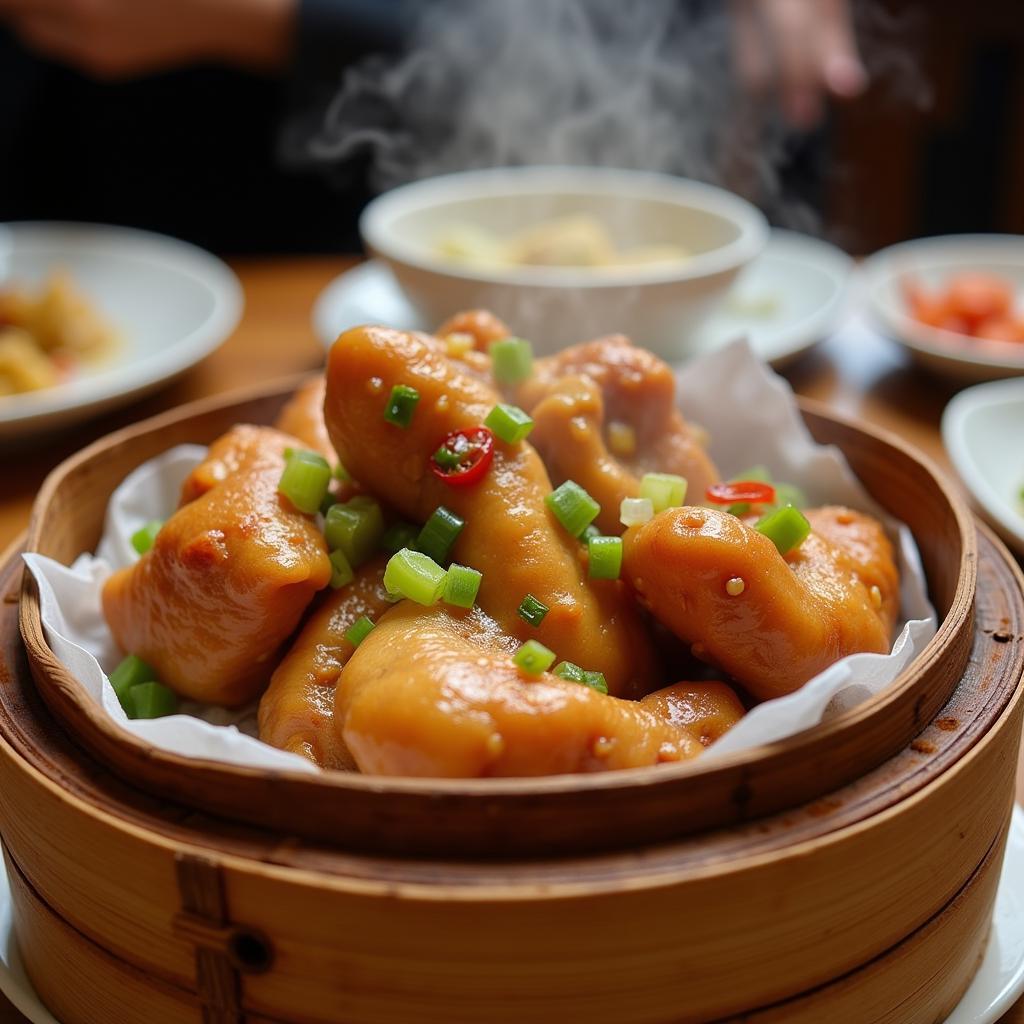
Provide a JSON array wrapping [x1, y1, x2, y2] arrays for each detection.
[[942, 377, 1024, 556], [3, 809, 1024, 1023], [313, 229, 852, 367], [0, 222, 243, 440], [861, 234, 1024, 382]]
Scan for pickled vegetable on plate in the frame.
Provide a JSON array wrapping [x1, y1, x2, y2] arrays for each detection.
[[513, 335, 718, 533], [336, 602, 741, 778], [324, 324, 660, 699], [258, 557, 391, 769], [903, 272, 1024, 342], [623, 505, 899, 701], [102, 425, 331, 706]]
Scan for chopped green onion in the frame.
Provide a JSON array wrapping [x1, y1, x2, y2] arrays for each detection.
[[545, 480, 600, 538], [125, 681, 177, 720], [278, 449, 332, 514], [384, 548, 447, 605], [553, 660, 584, 682], [619, 497, 654, 527], [130, 519, 163, 556], [484, 403, 534, 444], [345, 616, 375, 648], [553, 661, 608, 694], [108, 654, 158, 711], [384, 384, 420, 428], [320, 491, 338, 516], [755, 504, 811, 555], [333, 462, 351, 481], [432, 444, 463, 470], [443, 563, 482, 608], [325, 496, 385, 567], [640, 472, 688, 513], [587, 535, 623, 579], [416, 506, 465, 564], [513, 639, 556, 675], [329, 548, 355, 589], [490, 336, 534, 385], [380, 521, 419, 554], [517, 593, 549, 627], [726, 502, 750, 517]]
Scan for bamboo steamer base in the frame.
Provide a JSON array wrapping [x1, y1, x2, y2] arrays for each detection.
[[3, 815, 1007, 1024], [0, 525, 1022, 1024]]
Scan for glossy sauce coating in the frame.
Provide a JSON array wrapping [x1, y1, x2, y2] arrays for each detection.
[[258, 557, 392, 769], [623, 505, 898, 701], [337, 603, 712, 778], [273, 375, 337, 462], [103, 425, 331, 706], [324, 325, 659, 699], [435, 309, 512, 350], [514, 335, 718, 533], [639, 681, 746, 747]]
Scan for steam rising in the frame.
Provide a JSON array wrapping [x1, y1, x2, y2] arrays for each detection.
[[307, 0, 929, 228]]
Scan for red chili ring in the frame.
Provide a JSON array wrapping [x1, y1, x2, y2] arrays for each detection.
[[430, 426, 495, 486], [705, 481, 777, 505]]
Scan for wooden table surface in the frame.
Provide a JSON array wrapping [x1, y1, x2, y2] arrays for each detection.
[[0, 256, 1021, 1022]]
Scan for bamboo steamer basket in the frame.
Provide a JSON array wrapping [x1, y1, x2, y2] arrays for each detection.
[[0, 379, 1018, 1023]]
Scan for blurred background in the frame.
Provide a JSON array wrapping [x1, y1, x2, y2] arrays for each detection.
[[0, 0, 1020, 256]]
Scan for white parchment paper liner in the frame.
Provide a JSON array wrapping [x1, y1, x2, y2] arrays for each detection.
[[23, 338, 935, 772]]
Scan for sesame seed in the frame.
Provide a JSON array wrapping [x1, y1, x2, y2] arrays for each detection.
[[486, 733, 505, 759], [726, 576, 746, 596], [870, 584, 883, 610], [592, 736, 616, 758]]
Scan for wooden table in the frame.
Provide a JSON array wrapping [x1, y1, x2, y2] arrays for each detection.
[[0, 256, 1020, 1022]]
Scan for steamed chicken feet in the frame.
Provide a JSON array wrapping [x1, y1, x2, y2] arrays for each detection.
[[258, 557, 392, 769], [273, 376, 337, 463], [325, 325, 660, 698], [623, 505, 899, 701], [514, 335, 717, 534], [103, 425, 331, 706], [337, 602, 742, 777]]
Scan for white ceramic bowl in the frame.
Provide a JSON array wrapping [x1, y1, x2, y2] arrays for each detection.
[[861, 234, 1024, 382], [942, 376, 1024, 556], [0, 222, 242, 440], [359, 167, 768, 357]]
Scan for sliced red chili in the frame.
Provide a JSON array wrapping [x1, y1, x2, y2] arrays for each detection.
[[706, 481, 777, 506], [430, 427, 495, 486]]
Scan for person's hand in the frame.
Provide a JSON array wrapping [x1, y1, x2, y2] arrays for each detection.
[[0, 0, 298, 79], [730, 0, 867, 129]]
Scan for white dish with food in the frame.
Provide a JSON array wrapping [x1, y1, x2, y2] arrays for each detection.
[[942, 376, 1024, 556], [315, 230, 850, 367], [0, 222, 242, 440], [359, 166, 768, 359], [861, 234, 1024, 382]]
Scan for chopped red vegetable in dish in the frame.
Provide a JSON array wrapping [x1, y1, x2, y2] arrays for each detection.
[[429, 426, 496, 486], [705, 481, 777, 506]]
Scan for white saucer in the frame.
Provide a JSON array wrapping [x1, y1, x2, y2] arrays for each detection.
[[2, 808, 1024, 1023], [313, 229, 852, 368], [861, 234, 1024, 382], [0, 222, 242, 440], [942, 377, 1024, 557]]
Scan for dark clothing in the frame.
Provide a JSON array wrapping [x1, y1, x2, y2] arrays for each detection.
[[0, 1, 409, 254]]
